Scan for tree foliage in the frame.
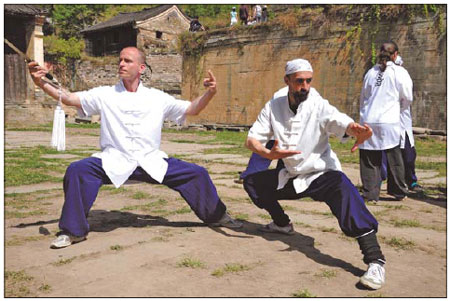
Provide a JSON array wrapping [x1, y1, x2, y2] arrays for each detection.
[[51, 4, 110, 39], [44, 35, 84, 64]]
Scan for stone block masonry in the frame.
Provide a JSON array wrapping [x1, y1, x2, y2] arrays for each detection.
[[182, 11, 447, 130]]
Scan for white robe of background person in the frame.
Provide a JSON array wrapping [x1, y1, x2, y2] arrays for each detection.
[[248, 86, 354, 195], [395, 56, 415, 149], [359, 61, 413, 150]]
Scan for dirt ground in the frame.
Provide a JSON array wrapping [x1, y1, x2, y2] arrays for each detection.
[[4, 128, 447, 297]]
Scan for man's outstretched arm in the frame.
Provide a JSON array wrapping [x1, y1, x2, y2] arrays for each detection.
[[185, 70, 217, 116], [28, 61, 81, 108]]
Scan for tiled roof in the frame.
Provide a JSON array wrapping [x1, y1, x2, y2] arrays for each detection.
[[81, 4, 190, 34], [5, 4, 47, 16]]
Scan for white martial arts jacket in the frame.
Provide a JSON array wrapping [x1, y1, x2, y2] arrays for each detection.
[[248, 86, 353, 194], [76, 80, 190, 187], [400, 106, 415, 148], [359, 61, 413, 150]]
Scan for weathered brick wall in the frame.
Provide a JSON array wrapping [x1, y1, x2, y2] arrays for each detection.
[[183, 14, 447, 130]]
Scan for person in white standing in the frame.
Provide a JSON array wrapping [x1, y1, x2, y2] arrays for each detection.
[[243, 58, 386, 290], [230, 7, 238, 26], [359, 41, 411, 202], [28, 47, 242, 249]]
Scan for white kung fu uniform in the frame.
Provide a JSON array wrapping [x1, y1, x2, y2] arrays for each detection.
[[248, 86, 353, 194], [244, 86, 381, 240], [76, 80, 190, 187], [58, 80, 228, 237], [359, 61, 413, 150]]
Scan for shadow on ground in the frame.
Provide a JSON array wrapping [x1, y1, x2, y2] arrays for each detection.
[[12, 209, 369, 289]]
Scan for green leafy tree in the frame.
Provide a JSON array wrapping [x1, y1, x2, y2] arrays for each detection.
[[44, 35, 84, 64], [51, 4, 109, 39]]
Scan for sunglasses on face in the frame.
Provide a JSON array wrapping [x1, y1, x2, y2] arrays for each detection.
[[294, 78, 313, 84]]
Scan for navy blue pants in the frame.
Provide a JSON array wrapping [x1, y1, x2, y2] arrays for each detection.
[[240, 140, 284, 179], [381, 134, 418, 187], [60, 157, 226, 236], [243, 170, 378, 237]]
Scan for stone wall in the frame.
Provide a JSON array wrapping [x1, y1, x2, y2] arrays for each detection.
[[72, 54, 182, 97], [182, 11, 447, 130]]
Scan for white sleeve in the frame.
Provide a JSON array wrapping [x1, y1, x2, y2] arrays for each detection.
[[248, 101, 273, 144], [397, 68, 413, 110], [162, 93, 191, 125], [359, 71, 371, 112], [75, 87, 105, 117], [320, 99, 354, 139]]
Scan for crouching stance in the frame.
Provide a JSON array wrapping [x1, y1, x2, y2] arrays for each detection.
[[243, 58, 386, 290], [28, 47, 242, 249]]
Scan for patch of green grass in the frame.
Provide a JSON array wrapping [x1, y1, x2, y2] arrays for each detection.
[[294, 221, 313, 228], [4, 146, 70, 186], [38, 284, 52, 293], [212, 263, 251, 277], [110, 245, 123, 251], [203, 146, 250, 156], [372, 209, 390, 218], [131, 191, 151, 200], [314, 269, 337, 279], [381, 204, 406, 210], [5, 235, 47, 246], [381, 236, 416, 250], [5, 270, 34, 297], [66, 123, 101, 129], [177, 257, 206, 269], [419, 208, 433, 214], [169, 139, 197, 144], [53, 256, 77, 266], [318, 226, 338, 233], [415, 161, 446, 177], [392, 219, 422, 228], [414, 137, 446, 157], [151, 236, 169, 242], [173, 207, 192, 214], [5, 209, 48, 219], [5, 270, 33, 282], [258, 213, 272, 220], [292, 288, 316, 297], [104, 187, 130, 195], [120, 199, 167, 212], [211, 268, 225, 277], [282, 205, 296, 211], [233, 213, 249, 221], [299, 209, 333, 217]]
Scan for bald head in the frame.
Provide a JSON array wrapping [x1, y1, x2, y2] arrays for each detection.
[[121, 47, 146, 64]]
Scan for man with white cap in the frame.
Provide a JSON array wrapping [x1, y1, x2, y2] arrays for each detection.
[[243, 58, 386, 290]]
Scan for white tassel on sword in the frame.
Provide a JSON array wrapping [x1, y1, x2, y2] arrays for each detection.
[[51, 87, 66, 151], [5, 38, 66, 151]]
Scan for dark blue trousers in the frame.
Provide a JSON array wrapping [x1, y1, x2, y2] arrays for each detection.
[[240, 140, 284, 179], [243, 170, 378, 237], [60, 157, 226, 236]]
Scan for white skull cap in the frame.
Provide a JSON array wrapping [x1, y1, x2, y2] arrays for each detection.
[[285, 58, 313, 75]]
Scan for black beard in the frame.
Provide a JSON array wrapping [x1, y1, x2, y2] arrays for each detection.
[[289, 89, 309, 113]]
